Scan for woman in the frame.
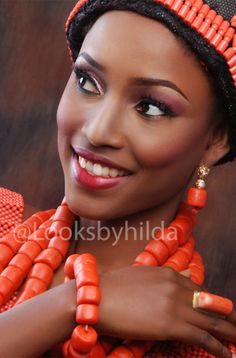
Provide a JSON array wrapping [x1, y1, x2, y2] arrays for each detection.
[[0, 0, 236, 357]]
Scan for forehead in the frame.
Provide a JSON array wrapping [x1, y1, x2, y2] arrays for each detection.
[[79, 10, 214, 105]]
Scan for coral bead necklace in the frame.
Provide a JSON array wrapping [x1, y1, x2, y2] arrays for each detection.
[[0, 166, 232, 357]]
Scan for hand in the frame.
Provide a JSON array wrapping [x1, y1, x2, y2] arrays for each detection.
[[97, 266, 236, 358]]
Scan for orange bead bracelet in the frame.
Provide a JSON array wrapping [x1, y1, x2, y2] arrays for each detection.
[[63, 253, 101, 357]]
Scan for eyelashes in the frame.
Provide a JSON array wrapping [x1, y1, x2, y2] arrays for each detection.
[[73, 66, 102, 95], [73, 65, 176, 119], [136, 94, 176, 118]]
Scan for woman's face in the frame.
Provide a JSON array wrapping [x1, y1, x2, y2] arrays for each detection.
[[57, 10, 216, 220]]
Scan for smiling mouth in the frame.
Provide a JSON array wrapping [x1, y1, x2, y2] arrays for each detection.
[[73, 152, 132, 178]]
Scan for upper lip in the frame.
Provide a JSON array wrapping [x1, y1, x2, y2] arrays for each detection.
[[72, 146, 132, 174]]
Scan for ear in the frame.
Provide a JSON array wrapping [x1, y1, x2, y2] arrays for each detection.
[[201, 126, 230, 167]]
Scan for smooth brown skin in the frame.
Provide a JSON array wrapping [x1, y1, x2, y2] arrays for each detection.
[[1, 11, 236, 358]]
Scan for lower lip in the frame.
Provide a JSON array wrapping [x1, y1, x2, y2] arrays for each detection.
[[71, 156, 131, 190]]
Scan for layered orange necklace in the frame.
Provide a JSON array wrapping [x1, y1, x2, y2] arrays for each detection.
[[0, 166, 233, 357]]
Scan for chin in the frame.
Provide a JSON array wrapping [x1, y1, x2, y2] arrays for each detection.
[[64, 188, 117, 221]]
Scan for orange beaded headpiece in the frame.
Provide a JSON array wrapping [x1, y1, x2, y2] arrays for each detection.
[[65, 0, 236, 159]]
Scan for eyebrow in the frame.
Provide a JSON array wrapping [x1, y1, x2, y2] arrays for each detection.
[[78, 52, 105, 72], [78, 52, 189, 101]]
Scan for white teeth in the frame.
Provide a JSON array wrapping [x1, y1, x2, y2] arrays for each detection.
[[80, 157, 87, 169], [102, 167, 110, 177], [78, 156, 128, 178], [110, 168, 119, 177], [86, 161, 93, 172], [93, 163, 103, 176]]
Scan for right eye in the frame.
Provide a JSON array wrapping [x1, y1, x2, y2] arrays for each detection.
[[74, 68, 101, 95]]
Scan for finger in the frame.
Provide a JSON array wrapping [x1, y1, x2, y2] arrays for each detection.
[[185, 306, 236, 344], [173, 322, 232, 358]]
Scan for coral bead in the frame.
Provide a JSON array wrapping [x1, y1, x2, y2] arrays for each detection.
[[75, 270, 99, 289], [24, 215, 42, 232], [74, 262, 96, 277], [109, 346, 135, 358], [179, 241, 194, 261], [76, 304, 99, 325], [1, 266, 24, 288], [0, 276, 14, 301], [52, 205, 76, 225], [185, 0, 203, 24], [126, 341, 153, 358], [28, 263, 53, 286], [10, 253, 32, 275], [228, 55, 236, 68], [48, 236, 70, 258], [48, 221, 73, 239], [145, 239, 169, 265], [34, 209, 55, 222], [164, 0, 175, 9], [186, 187, 207, 209], [170, 217, 192, 245], [64, 254, 80, 279], [0, 243, 14, 267], [190, 266, 205, 284], [154, 228, 178, 255], [178, 0, 192, 18], [68, 341, 105, 358], [34, 248, 62, 270], [0, 232, 22, 254], [28, 228, 50, 250], [15, 288, 39, 305], [172, 0, 183, 12], [24, 278, 47, 294], [192, 4, 210, 30], [231, 15, 236, 28], [134, 251, 158, 266], [75, 254, 97, 266], [165, 250, 190, 271], [77, 285, 101, 305], [19, 241, 42, 261], [71, 325, 98, 353]]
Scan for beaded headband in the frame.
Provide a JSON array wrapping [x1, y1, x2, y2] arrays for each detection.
[[66, 0, 236, 87], [65, 0, 236, 159]]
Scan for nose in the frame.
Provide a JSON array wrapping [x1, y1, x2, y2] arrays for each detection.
[[81, 96, 125, 148]]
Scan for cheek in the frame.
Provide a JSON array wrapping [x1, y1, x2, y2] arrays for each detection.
[[131, 120, 210, 170]]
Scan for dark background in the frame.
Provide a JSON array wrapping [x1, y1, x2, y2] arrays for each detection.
[[0, 0, 76, 210]]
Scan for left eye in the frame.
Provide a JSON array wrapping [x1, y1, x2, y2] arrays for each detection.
[[136, 102, 165, 117], [79, 75, 99, 94], [74, 68, 101, 95], [136, 97, 174, 119]]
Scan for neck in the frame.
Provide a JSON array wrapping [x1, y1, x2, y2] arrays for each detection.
[[75, 190, 184, 273]]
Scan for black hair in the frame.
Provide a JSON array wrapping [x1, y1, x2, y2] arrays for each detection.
[[66, 0, 236, 162]]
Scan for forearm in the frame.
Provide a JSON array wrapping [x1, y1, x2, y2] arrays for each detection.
[[0, 280, 77, 357]]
